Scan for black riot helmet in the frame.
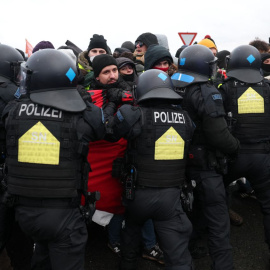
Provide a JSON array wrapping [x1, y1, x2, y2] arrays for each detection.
[[135, 69, 182, 104], [226, 45, 263, 83], [19, 49, 86, 112], [171, 44, 217, 88], [0, 44, 24, 84]]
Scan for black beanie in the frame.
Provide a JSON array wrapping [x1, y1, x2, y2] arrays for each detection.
[[121, 41, 135, 53], [92, 54, 117, 78], [87, 34, 108, 53], [135, 32, 158, 48]]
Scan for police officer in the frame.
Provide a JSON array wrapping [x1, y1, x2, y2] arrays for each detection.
[[218, 45, 270, 260], [0, 43, 33, 270], [171, 44, 239, 270], [2, 49, 105, 270], [109, 69, 194, 270]]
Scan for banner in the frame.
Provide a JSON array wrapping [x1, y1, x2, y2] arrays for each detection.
[[25, 39, 33, 57]]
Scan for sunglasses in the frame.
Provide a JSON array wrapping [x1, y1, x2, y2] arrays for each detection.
[[135, 41, 144, 48]]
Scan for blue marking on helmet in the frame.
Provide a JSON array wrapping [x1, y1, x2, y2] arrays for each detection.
[[247, 54, 255, 64], [171, 72, 194, 83], [179, 58, 186, 66], [66, 67, 76, 82], [158, 73, 167, 81]]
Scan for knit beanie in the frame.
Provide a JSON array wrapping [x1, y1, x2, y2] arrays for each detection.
[[135, 32, 158, 48], [121, 41, 135, 53], [87, 34, 108, 53], [92, 54, 117, 78], [32, 41, 55, 53], [198, 38, 217, 50], [216, 50, 230, 69]]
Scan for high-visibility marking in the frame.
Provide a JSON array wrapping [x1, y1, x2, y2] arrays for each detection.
[[155, 127, 184, 160], [238, 87, 264, 114], [18, 121, 60, 165]]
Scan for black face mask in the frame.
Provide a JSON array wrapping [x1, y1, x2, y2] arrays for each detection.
[[122, 73, 134, 82], [262, 63, 270, 73]]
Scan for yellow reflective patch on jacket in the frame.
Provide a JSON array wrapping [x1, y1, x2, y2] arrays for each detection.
[[155, 127, 185, 160], [238, 87, 264, 114], [18, 121, 60, 165]]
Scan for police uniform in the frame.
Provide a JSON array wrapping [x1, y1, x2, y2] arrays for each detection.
[[218, 45, 270, 251], [0, 44, 33, 269], [110, 69, 194, 270], [182, 82, 239, 270], [2, 49, 105, 270], [171, 44, 239, 270]]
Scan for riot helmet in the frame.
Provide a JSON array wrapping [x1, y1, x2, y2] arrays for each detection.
[[19, 49, 86, 112], [226, 45, 263, 83], [171, 44, 217, 88], [135, 69, 182, 104], [0, 44, 24, 84]]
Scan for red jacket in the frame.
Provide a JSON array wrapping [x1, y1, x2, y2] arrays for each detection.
[[86, 89, 126, 214]]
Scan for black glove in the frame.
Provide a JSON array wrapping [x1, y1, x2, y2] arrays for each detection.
[[107, 88, 122, 104], [77, 85, 92, 103]]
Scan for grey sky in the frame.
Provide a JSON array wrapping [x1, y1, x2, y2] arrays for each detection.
[[1, 0, 269, 56]]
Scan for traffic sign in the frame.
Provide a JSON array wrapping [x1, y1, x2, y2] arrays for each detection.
[[178, 32, 197, 45]]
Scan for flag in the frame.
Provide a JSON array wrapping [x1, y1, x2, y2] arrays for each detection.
[[25, 39, 33, 57]]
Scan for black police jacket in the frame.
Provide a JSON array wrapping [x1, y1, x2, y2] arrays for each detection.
[[2, 98, 105, 198]]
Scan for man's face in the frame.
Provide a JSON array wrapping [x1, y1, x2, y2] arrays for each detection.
[[96, 65, 119, 85], [88, 48, 107, 57], [134, 41, 147, 54]]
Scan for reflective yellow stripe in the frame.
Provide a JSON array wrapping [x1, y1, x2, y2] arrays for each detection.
[[78, 63, 90, 73]]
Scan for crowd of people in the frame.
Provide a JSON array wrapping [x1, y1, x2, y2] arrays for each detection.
[[0, 32, 270, 270]]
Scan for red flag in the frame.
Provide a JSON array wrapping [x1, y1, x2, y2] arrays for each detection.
[[25, 39, 33, 57]]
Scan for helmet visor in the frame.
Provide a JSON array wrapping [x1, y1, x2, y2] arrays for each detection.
[[209, 57, 218, 78], [18, 63, 32, 95], [11, 61, 24, 86]]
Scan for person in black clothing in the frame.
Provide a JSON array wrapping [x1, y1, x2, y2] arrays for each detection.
[[0, 43, 33, 270], [218, 44, 270, 263], [2, 49, 105, 270], [108, 69, 195, 270], [171, 44, 239, 270]]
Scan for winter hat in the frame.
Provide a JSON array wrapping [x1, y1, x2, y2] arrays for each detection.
[[32, 41, 55, 53], [121, 41, 135, 53], [155, 34, 169, 50], [135, 32, 158, 48], [116, 57, 135, 70], [92, 54, 117, 78], [87, 34, 108, 53], [175, 45, 188, 58], [216, 50, 230, 69], [144, 44, 173, 71], [58, 48, 77, 65], [198, 38, 217, 51], [113, 47, 131, 58]]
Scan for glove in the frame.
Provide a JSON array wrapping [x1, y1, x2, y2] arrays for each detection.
[[107, 89, 133, 105], [121, 90, 133, 104], [107, 88, 122, 104], [77, 85, 92, 103]]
